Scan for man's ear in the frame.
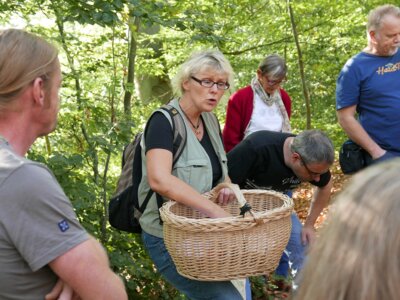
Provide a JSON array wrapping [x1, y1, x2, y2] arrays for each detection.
[[368, 30, 377, 44], [291, 151, 301, 163], [31, 77, 45, 106]]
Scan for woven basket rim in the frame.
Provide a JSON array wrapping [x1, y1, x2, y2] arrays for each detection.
[[160, 189, 294, 228], [162, 186, 294, 280]]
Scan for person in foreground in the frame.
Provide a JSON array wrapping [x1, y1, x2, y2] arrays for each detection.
[[227, 130, 334, 280], [336, 4, 400, 165], [139, 50, 247, 299], [0, 29, 127, 300], [295, 158, 400, 300], [222, 54, 291, 153]]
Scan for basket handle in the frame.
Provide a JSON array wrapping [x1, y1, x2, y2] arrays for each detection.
[[210, 182, 258, 220]]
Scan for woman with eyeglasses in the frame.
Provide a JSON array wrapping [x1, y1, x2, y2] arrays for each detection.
[[222, 54, 291, 153], [139, 50, 246, 299]]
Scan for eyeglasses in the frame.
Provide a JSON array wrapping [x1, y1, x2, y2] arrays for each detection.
[[264, 76, 285, 86], [298, 155, 325, 177], [191, 76, 230, 90]]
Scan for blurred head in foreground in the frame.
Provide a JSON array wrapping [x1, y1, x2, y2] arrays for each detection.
[[295, 158, 400, 300]]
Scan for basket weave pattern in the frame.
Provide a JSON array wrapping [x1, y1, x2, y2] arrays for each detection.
[[160, 184, 293, 281]]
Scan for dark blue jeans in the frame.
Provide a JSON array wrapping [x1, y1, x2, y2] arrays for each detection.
[[142, 231, 244, 300], [274, 213, 306, 278], [274, 190, 306, 278]]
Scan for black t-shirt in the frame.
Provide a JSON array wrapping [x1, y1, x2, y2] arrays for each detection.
[[227, 130, 331, 192], [144, 112, 222, 187]]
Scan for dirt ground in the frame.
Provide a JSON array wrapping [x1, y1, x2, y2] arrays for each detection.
[[294, 160, 351, 228]]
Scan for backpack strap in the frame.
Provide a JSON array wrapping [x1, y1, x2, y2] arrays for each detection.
[[142, 104, 187, 224], [159, 104, 187, 165]]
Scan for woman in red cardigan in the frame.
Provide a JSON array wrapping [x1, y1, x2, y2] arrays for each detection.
[[222, 54, 292, 152]]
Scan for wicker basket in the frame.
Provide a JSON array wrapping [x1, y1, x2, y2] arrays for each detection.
[[160, 183, 293, 281]]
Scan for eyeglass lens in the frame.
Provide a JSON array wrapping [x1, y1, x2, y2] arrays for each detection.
[[191, 76, 230, 90]]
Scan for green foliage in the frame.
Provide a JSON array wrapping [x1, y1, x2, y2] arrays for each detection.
[[1, 0, 377, 297], [107, 233, 183, 299]]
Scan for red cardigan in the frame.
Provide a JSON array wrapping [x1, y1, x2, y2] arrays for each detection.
[[222, 85, 292, 152]]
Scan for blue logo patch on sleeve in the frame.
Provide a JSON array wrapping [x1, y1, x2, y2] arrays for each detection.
[[58, 219, 70, 232]]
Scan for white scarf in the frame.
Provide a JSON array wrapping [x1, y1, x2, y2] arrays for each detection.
[[251, 76, 291, 133]]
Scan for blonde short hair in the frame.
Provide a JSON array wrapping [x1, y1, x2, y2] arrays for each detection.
[[172, 49, 234, 96], [0, 29, 58, 109], [296, 158, 400, 300]]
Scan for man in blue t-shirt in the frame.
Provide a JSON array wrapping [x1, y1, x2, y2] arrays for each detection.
[[336, 4, 400, 165]]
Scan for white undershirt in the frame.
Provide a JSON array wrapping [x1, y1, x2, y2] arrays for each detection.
[[244, 92, 283, 139]]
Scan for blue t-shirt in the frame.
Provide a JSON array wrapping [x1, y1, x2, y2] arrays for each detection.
[[336, 50, 400, 153]]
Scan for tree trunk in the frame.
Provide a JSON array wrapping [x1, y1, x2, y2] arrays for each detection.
[[288, 1, 312, 129], [136, 24, 173, 104], [123, 16, 140, 118]]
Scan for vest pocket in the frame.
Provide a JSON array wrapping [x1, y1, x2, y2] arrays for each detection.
[[174, 159, 210, 190]]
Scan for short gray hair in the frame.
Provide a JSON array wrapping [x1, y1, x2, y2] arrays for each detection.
[[172, 49, 234, 96], [258, 54, 287, 80], [290, 130, 334, 165], [367, 4, 400, 32]]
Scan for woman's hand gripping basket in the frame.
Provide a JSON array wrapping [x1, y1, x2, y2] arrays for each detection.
[[159, 183, 294, 281]]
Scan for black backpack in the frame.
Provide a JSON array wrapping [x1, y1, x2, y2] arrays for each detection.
[[108, 104, 186, 233]]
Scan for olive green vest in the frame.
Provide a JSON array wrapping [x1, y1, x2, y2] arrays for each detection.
[[138, 99, 228, 238]]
